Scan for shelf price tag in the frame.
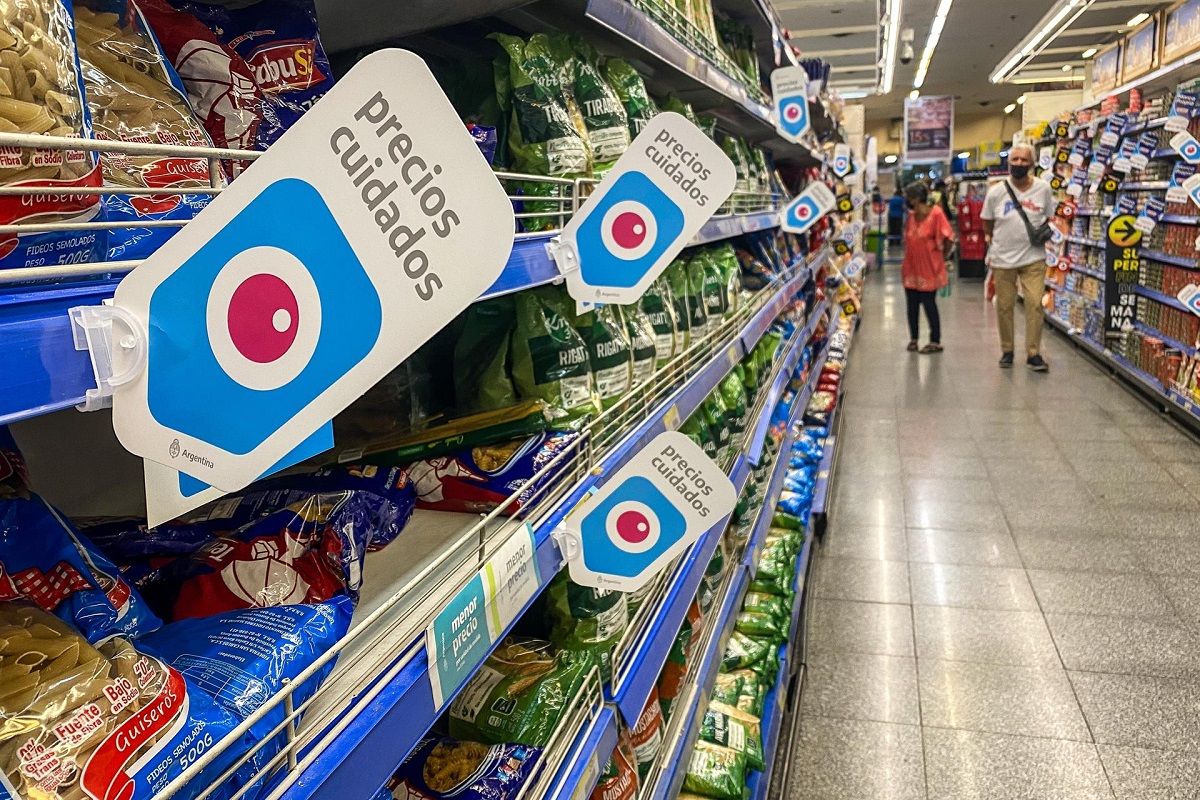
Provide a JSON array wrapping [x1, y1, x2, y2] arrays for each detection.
[[427, 524, 540, 708], [553, 113, 736, 310], [770, 66, 812, 143], [781, 182, 835, 235], [1167, 163, 1197, 204], [104, 50, 514, 502], [832, 143, 852, 177], [1183, 173, 1200, 209], [1134, 196, 1166, 234], [1170, 130, 1200, 164], [558, 432, 736, 592], [1178, 285, 1200, 317]]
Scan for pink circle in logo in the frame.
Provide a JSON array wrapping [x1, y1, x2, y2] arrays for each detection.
[[785, 103, 801, 122], [614, 509, 652, 544], [611, 211, 649, 251], [227, 273, 299, 364]]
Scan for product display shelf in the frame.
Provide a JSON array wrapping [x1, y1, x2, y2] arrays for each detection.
[[1135, 283, 1191, 312], [744, 644, 789, 800], [1045, 280, 1100, 307], [1067, 263, 1106, 280], [1118, 117, 1167, 135], [1133, 320, 1198, 357], [1075, 207, 1114, 217], [1119, 180, 1171, 190], [543, 706, 621, 800], [250, 254, 827, 800], [810, 325, 851, 519], [1141, 249, 1199, 269], [1066, 234, 1104, 248], [608, 293, 828, 725], [1161, 214, 1200, 225]]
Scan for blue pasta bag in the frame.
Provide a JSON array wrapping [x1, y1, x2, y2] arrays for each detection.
[[73, 0, 220, 260], [165, 0, 333, 148], [783, 467, 815, 494], [394, 737, 541, 800], [138, 596, 352, 784], [0, 603, 248, 800], [0, 0, 105, 271], [776, 490, 812, 520], [0, 493, 161, 642]]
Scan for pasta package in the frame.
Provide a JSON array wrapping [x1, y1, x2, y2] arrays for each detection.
[[0, 491, 162, 642], [0, 603, 250, 800], [0, 0, 105, 270], [73, 0, 217, 261], [394, 736, 540, 800]]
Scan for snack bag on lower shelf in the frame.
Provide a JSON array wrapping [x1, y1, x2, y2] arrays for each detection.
[[681, 740, 747, 800], [728, 669, 764, 717], [0, 491, 161, 642], [0, 603, 250, 800], [721, 631, 770, 671], [449, 637, 590, 746], [394, 736, 541, 800], [589, 729, 638, 800], [699, 702, 764, 771], [710, 671, 744, 706]]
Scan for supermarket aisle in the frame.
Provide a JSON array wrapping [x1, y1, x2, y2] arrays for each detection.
[[790, 266, 1200, 800]]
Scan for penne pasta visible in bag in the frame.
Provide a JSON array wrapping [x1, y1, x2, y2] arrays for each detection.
[[73, 0, 219, 260], [0, 0, 104, 271]]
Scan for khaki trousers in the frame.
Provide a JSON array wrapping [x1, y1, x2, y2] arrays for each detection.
[[994, 261, 1046, 357]]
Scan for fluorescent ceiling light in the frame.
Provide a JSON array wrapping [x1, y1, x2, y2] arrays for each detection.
[[990, 0, 1093, 83], [913, 0, 954, 88], [880, 0, 905, 94], [1004, 102, 1017, 113], [909, 89, 920, 100], [1126, 11, 1149, 25], [884, 154, 898, 163], [1010, 74, 1081, 83], [1017, 93, 1027, 104], [1061, 63, 1073, 71], [957, 151, 971, 158], [840, 90, 870, 99], [1081, 46, 1097, 58]]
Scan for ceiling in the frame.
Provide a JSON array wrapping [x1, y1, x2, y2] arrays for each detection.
[[775, 0, 1173, 125]]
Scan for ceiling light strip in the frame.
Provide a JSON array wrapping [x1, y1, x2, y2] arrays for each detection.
[[990, 0, 1096, 83], [880, 0, 904, 94], [913, 0, 953, 88]]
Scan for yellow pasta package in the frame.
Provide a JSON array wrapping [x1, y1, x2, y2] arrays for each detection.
[[73, 0, 218, 261], [0, 0, 105, 270], [0, 603, 254, 800]]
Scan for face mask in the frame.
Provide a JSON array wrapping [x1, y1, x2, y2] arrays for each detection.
[[1010, 164, 1030, 180]]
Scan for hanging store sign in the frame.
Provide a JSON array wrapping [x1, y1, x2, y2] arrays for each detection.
[[1165, 0, 1200, 62], [771, 66, 812, 143], [1121, 16, 1160, 83], [1167, 162, 1197, 203], [1091, 44, 1121, 92], [1178, 284, 1200, 316], [1105, 213, 1143, 335], [832, 143, 853, 177], [781, 182, 836, 234], [559, 432, 736, 592], [903, 95, 953, 163], [556, 113, 736, 309], [105, 49, 515, 500], [1170, 130, 1200, 163]]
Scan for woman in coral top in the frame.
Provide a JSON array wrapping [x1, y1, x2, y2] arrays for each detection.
[[901, 181, 955, 353]]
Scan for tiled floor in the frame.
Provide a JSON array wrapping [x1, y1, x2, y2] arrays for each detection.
[[788, 254, 1200, 799]]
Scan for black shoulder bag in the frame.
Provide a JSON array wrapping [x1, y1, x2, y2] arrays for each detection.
[[1003, 180, 1053, 247]]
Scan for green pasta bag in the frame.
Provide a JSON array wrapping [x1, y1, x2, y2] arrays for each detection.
[[702, 396, 731, 464], [681, 412, 718, 461], [453, 297, 518, 414], [696, 113, 718, 140], [721, 630, 770, 671], [490, 32, 591, 231], [511, 289, 599, 428], [719, 132, 750, 195], [714, 244, 742, 312], [740, 354, 760, 399], [698, 250, 730, 326], [743, 591, 789, 623], [640, 275, 679, 367], [734, 670, 766, 717], [685, 257, 711, 345], [711, 671, 744, 706], [700, 702, 765, 771], [603, 57, 658, 137], [546, 572, 629, 682], [619, 305, 658, 392], [718, 372, 748, 435], [665, 258, 694, 353], [682, 741, 746, 800], [538, 286, 631, 410], [735, 609, 784, 641], [449, 637, 589, 745], [559, 35, 630, 174], [660, 94, 699, 125]]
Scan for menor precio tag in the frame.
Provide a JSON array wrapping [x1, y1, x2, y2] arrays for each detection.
[[559, 431, 736, 592], [781, 182, 836, 234], [556, 113, 736, 308], [771, 66, 812, 143], [108, 50, 514, 492]]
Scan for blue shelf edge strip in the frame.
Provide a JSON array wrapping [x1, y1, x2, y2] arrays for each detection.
[[273, 250, 827, 800], [1141, 249, 1197, 269], [544, 707, 620, 800], [1132, 320, 1198, 356], [1135, 283, 1191, 312]]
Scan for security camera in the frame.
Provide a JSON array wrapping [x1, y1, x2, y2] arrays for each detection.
[[899, 27, 915, 65]]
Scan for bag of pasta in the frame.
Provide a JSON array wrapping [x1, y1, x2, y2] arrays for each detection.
[[639, 275, 678, 368], [0, 0, 105, 270], [619, 304, 657, 392], [602, 58, 656, 137], [73, 0, 216, 261], [395, 736, 540, 800], [546, 573, 629, 682], [0, 603, 251, 800]]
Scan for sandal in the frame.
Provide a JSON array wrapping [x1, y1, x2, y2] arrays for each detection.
[[920, 343, 944, 354], [907, 340, 919, 352]]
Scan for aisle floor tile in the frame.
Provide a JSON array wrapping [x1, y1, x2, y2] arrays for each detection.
[[900, 455, 989, 479], [1012, 533, 1142, 574], [912, 606, 1060, 667], [1086, 480, 1195, 511], [807, 599, 916, 657], [1069, 671, 1200, 752], [1108, 509, 1200, 538], [1047, 614, 1200, 678], [1135, 539, 1200, 576], [923, 728, 1113, 800], [917, 660, 1091, 741], [904, 500, 1009, 534], [813, 557, 911, 604], [819, 526, 908, 562], [801, 653, 920, 725], [1027, 570, 1176, 618], [906, 529, 1021, 568], [788, 717, 927, 800], [909, 563, 1038, 611], [1098, 745, 1200, 800], [1154, 575, 1200, 621], [903, 478, 996, 506]]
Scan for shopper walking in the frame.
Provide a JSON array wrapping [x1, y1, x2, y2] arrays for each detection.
[[901, 181, 953, 353], [982, 143, 1055, 371], [887, 188, 905, 242]]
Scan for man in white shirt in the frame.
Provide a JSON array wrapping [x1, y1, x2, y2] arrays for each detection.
[[982, 143, 1055, 371]]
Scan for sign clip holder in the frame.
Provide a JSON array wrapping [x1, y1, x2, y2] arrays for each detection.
[[544, 236, 579, 279], [67, 303, 146, 412]]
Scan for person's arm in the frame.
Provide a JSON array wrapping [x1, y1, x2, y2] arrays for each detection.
[[980, 189, 995, 245], [983, 219, 994, 244], [938, 208, 955, 259]]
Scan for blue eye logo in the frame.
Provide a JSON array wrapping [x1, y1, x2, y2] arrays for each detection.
[[579, 476, 687, 579], [778, 97, 809, 138], [784, 196, 822, 232], [576, 172, 685, 289], [1179, 137, 1200, 163], [146, 178, 383, 457]]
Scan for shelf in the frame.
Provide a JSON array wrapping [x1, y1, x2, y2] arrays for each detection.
[[1141, 249, 1198, 269], [1066, 234, 1104, 248], [1132, 320, 1198, 356], [1067, 263, 1106, 280], [1119, 117, 1168, 135], [1161, 214, 1200, 225], [1045, 280, 1102, 308], [542, 707, 620, 800], [1135, 283, 1191, 312], [1119, 181, 1170, 190], [1074, 207, 1111, 217], [745, 645, 788, 800], [1153, 147, 1180, 159], [0, 210, 797, 427]]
